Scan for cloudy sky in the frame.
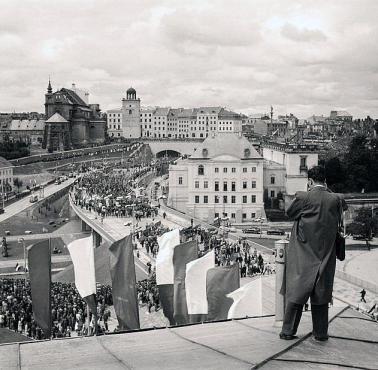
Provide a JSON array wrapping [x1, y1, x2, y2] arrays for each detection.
[[0, 0, 377, 118]]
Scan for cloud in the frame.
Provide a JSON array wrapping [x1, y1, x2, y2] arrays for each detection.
[[0, 0, 377, 118], [281, 23, 327, 42]]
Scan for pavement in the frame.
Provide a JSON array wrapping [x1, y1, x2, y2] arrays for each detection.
[[1, 304, 377, 370], [0, 177, 76, 224]]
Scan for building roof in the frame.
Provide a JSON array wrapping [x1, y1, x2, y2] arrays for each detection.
[[331, 110, 352, 117], [9, 119, 45, 131], [2, 304, 375, 370], [178, 108, 197, 119], [45, 112, 69, 124], [154, 107, 170, 116], [0, 156, 13, 168], [191, 133, 261, 160], [127, 87, 136, 94], [60, 88, 87, 106], [197, 107, 222, 115], [218, 109, 242, 120]]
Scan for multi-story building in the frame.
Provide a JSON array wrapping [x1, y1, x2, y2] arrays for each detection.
[[177, 109, 197, 138], [140, 107, 155, 138], [121, 88, 141, 138], [107, 109, 122, 138], [262, 142, 319, 207], [168, 133, 265, 223], [43, 81, 106, 151]]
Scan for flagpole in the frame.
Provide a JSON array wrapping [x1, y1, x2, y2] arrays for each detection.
[[49, 236, 52, 340]]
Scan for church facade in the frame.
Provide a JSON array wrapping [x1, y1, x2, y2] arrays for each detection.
[[43, 81, 106, 152]]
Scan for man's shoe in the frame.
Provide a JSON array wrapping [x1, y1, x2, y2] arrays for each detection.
[[279, 333, 298, 340], [314, 335, 329, 342]]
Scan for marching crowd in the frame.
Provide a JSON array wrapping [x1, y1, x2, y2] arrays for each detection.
[[0, 278, 113, 339]]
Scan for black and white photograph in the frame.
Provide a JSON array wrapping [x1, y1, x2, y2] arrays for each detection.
[[0, 1, 377, 368]]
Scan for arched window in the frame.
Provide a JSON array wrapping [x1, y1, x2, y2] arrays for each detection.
[[198, 165, 204, 176]]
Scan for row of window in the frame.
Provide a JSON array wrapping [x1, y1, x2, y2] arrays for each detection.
[[193, 180, 257, 190], [197, 166, 257, 175], [214, 212, 257, 219], [194, 195, 257, 204]]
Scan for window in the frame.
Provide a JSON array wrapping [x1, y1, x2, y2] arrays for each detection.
[[178, 177, 183, 185], [300, 156, 307, 168], [223, 212, 228, 218], [223, 181, 227, 191], [242, 213, 247, 219], [243, 195, 247, 203], [252, 180, 256, 188], [270, 190, 275, 198], [215, 196, 219, 203], [215, 181, 219, 191], [215, 167, 219, 173], [252, 167, 256, 172], [251, 213, 256, 218], [215, 212, 219, 218], [251, 195, 256, 203], [232, 167, 236, 173], [243, 167, 247, 173], [231, 213, 236, 219], [204, 195, 208, 204], [204, 181, 208, 189], [231, 182, 236, 191], [243, 181, 247, 189], [195, 196, 200, 204], [223, 195, 228, 203], [129, 110, 132, 115], [198, 165, 204, 176], [270, 176, 275, 185], [223, 167, 227, 173], [195, 181, 199, 189]]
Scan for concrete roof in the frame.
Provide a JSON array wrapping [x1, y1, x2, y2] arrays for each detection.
[[190, 133, 262, 160], [0, 305, 375, 369]]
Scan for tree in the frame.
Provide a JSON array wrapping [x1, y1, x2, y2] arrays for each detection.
[[13, 178, 23, 193]]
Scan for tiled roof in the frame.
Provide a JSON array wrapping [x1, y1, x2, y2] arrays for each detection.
[[218, 108, 242, 119], [60, 88, 87, 106], [197, 107, 222, 115], [154, 107, 170, 116], [9, 119, 45, 131]]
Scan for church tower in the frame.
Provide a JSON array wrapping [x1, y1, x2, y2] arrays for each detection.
[[121, 87, 141, 138]]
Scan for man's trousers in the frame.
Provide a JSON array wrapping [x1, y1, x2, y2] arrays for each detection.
[[281, 301, 329, 338]]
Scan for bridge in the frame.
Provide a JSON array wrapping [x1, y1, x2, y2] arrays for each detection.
[[141, 138, 204, 157]]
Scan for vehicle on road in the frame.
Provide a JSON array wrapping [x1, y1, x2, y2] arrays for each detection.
[[352, 234, 372, 241], [55, 179, 61, 185], [29, 195, 38, 203], [266, 228, 285, 235], [0, 208, 4, 215], [242, 227, 261, 234]]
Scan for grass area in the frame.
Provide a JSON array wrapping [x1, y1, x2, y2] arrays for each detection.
[[0, 237, 67, 260]]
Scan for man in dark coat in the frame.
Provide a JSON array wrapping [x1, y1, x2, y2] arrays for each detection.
[[280, 166, 347, 341]]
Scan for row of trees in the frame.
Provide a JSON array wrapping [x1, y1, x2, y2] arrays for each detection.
[[320, 135, 378, 193], [0, 141, 30, 160]]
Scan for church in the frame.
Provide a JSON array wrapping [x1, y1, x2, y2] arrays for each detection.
[[43, 81, 106, 152]]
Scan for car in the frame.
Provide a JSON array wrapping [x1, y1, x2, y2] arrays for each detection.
[[266, 229, 285, 235], [0, 208, 4, 215], [242, 227, 261, 234]]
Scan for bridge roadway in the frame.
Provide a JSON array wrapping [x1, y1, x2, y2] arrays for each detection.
[[0, 177, 76, 224]]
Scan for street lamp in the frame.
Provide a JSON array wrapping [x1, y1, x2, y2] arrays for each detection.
[[18, 237, 27, 281]]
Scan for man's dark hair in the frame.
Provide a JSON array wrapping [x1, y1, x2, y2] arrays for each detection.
[[307, 165, 326, 183]]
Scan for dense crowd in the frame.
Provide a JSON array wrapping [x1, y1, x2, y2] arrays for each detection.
[[0, 278, 112, 339]]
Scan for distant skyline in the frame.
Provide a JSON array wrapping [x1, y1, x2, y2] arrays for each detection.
[[0, 0, 377, 118]]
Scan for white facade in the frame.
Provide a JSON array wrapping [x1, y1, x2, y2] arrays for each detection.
[[107, 109, 122, 138], [262, 143, 319, 196], [168, 133, 265, 224], [122, 88, 141, 138]]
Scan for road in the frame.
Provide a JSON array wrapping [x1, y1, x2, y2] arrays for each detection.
[[0, 177, 76, 224]]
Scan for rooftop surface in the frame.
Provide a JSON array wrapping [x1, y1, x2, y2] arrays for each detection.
[[0, 304, 376, 369]]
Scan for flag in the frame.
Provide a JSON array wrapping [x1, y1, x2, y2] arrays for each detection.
[[156, 229, 180, 325], [109, 235, 140, 330], [206, 264, 240, 321], [185, 250, 215, 323], [156, 229, 180, 285], [67, 236, 97, 315], [28, 239, 51, 338], [173, 240, 198, 325], [227, 277, 263, 319]]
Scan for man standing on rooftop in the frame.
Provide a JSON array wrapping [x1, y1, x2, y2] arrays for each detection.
[[280, 165, 347, 341]]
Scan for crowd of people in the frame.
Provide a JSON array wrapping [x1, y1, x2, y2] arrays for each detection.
[[0, 278, 113, 339]]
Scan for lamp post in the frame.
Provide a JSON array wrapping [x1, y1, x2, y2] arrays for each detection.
[[18, 237, 27, 281]]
